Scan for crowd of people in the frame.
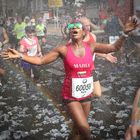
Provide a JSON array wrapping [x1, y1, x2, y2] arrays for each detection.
[[0, 15, 47, 86], [0, 6, 140, 140]]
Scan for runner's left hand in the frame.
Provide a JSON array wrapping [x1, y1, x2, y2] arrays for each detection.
[[124, 17, 139, 34]]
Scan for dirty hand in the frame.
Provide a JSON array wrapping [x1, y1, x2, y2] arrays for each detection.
[[0, 48, 20, 59], [124, 17, 139, 34]]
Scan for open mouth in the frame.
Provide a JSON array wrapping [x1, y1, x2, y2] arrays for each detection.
[[72, 31, 78, 34]]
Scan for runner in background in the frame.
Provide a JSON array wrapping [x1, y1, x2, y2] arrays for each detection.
[[6, 17, 16, 49], [19, 26, 42, 89], [104, 8, 124, 44], [13, 16, 26, 50], [24, 16, 31, 26], [30, 16, 36, 28], [35, 17, 47, 50], [0, 18, 9, 86], [98, 7, 108, 30], [0, 18, 9, 50], [60, 14, 72, 40], [80, 16, 117, 97]]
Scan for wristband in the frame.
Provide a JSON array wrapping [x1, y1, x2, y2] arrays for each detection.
[[120, 31, 129, 38], [19, 53, 23, 59], [131, 120, 140, 125]]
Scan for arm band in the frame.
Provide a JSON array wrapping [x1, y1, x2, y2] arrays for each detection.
[[120, 31, 129, 38]]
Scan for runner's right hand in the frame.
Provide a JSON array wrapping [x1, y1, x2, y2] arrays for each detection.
[[0, 48, 20, 59]]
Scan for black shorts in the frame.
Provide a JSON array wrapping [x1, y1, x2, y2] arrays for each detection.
[[92, 70, 99, 82]]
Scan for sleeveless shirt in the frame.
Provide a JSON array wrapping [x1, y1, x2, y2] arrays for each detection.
[[62, 42, 94, 100]]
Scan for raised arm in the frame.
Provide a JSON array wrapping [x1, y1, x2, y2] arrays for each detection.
[[1, 45, 66, 65], [91, 17, 138, 54]]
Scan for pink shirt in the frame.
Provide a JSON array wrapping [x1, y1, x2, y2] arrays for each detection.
[[20, 36, 38, 56], [62, 42, 94, 100]]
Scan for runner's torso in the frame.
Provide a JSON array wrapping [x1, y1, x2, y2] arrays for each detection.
[[14, 22, 26, 39], [62, 42, 94, 100], [20, 36, 38, 56], [36, 24, 46, 37]]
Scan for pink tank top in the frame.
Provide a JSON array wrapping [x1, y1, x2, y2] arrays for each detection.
[[62, 42, 94, 100]]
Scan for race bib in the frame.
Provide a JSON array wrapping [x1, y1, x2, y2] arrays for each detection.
[[109, 36, 119, 44], [72, 77, 93, 99]]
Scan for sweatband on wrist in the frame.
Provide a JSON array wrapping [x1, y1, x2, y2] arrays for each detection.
[[120, 31, 129, 38]]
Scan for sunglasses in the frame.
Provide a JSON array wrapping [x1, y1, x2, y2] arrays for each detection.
[[67, 22, 83, 29]]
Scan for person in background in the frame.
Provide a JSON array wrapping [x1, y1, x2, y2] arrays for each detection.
[[1, 17, 138, 140], [30, 16, 36, 28], [60, 15, 72, 40], [104, 8, 124, 44], [0, 18, 8, 86], [80, 16, 117, 97], [24, 16, 31, 26], [0, 18, 9, 50], [98, 7, 108, 30], [35, 17, 47, 49], [125, 88, 140, 140], [6, 17, 16, 49], [13, 16, 26, 50], [19, 26, 42, 89]]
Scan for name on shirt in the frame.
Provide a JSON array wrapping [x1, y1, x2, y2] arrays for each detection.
[[74, 63, 90, 68]]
